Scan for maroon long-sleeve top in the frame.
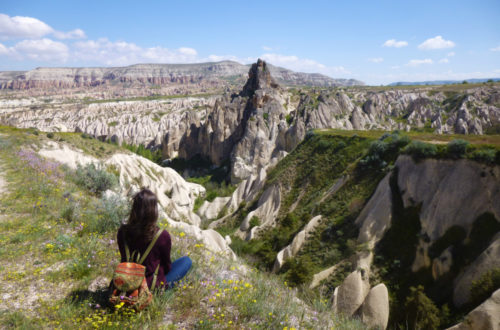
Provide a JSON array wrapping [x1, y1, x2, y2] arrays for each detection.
[[117, 227, 172, 289]]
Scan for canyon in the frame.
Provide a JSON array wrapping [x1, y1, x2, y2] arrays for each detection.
[[1, 60, 499, 329]]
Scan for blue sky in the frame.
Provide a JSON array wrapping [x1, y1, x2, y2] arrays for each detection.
[[0, 0, 499, 85]]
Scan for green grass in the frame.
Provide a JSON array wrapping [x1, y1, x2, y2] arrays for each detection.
[[229, 133, 388, 277], [317, 128, 500, 146]]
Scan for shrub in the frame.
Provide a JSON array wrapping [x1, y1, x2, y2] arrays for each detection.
[[81, 133, 93, 139], [469, 268, 500, 307], [317, 139, 333, 151], [387, 134, 411, 150], [404, 285, 440, 329], [282, 212, 299, 228], [85, 194, 129, 234], [46, 132, 54, 139], [470, 148, 496, 164], [75, 163, 118, 195], [403, 141, 437, 160], [305, 129, 315, 139], [447, 139, 469, 158], [359, 140, 388, 170], [249, 216, 260, 229], [283, 257, 314, 287]]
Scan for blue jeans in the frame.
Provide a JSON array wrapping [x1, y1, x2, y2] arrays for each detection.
[[165, 256, 192, 288]]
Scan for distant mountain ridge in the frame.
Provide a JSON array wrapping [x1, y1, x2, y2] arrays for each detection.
[[0, 61, 364, 89], [389, 78, 500, 86]]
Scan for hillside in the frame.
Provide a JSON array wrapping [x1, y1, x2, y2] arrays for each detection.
[[0, 126, 365, 329], [208, 129, 500, 329], [0, 61, 363, 91]]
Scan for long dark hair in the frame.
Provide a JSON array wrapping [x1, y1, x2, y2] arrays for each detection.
[[123, 188, 159, 243]]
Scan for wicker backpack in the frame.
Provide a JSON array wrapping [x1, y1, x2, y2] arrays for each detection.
[[109, 229, 162, 310]]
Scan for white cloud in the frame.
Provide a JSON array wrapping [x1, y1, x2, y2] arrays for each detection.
[[447, 52, 455, 57], [407, 59, 433, 66], [418, 36, 455, 50], [0, 42, 10, 55], [490, 46, 500, 52], [53, 28, 86, 40], [439, 58, 449, 63], [0, 13, 53, 39], [73, 38, 199, 66], [178, 47, 197, 56], [10, 38, 69, 61], [368, 57, 384, 63], [262, 46, 273, 51], [0, 13, 86, 41], [259, 53, 350, 75], [391, 65, 400, 69], [382, 39, 408, 48]]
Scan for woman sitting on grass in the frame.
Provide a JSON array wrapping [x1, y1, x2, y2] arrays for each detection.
[[117, 188, 192, 289]]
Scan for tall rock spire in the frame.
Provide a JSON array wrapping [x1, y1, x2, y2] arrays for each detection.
[[241, 59, 280, 97]]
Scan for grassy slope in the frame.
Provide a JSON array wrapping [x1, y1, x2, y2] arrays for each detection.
[[0, 126, 364, 329], [226, 128, 500, 328], [228, 134, 387, 276]]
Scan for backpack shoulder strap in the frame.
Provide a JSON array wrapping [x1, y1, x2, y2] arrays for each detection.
[[125, 244, 131, 262], [138, 229, 163, 264]]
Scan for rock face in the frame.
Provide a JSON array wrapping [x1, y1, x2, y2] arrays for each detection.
[[332, 274, 389, 329], [237, 184, 281, 240], [348, 155, 500, 313], [355, 173, 392, 248], [203, 168, 267, 224], [358, 284, 390, 330], [453, 233, 500, 307], [333, 270, 370, 317], [175, 59, 294, 183], [447, 289, 500, 330]]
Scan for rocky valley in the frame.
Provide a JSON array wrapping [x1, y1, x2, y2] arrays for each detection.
[[1, 60, 499, 329]]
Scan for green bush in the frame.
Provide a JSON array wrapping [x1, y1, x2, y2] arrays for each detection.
[[84, 194, 129, 234], [46, 132, 54, 139], [469, 268, 500, 307], [404, 285, 441, 330], [386, 133, 411, 150], [447, 139, 469, 158], [282, 212, 299, 228], [403, 141, 437, 160], [282, 257, 314, 287], [249, 216, 260, 229], [75, 163, 118, 195], [359, 140, 388, 170], [470, 148, 496, 164]]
